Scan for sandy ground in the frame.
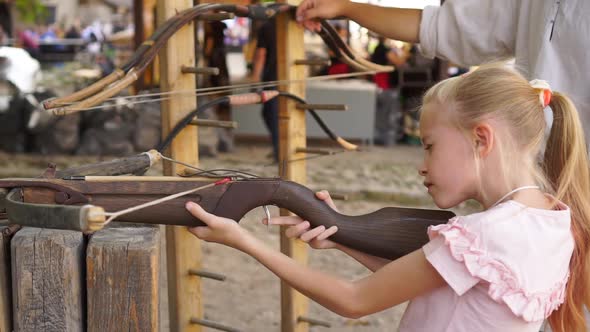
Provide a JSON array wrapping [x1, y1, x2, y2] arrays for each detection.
[[0, 143, 480, 332]]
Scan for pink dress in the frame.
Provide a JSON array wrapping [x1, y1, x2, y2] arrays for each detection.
[[399, 200, 573, 332]]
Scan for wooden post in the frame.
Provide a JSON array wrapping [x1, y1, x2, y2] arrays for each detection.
[[156, 1, 202, 331], [0, 225, 15, 332], [11, 228, 84, 332], [276, 3, 310, 332], [86, 226, 160, 332], [134, 0, 158, 90]]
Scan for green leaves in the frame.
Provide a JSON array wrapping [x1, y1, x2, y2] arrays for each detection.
[[14, 0, 48, 25]]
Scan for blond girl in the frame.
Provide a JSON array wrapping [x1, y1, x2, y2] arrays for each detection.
[[186, 64, 589, 332]]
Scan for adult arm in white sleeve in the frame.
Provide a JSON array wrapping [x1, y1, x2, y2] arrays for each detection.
[[419, 0, 519, 67]]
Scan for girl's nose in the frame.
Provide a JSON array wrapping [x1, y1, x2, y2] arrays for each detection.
[[418, 167, 427, 177]]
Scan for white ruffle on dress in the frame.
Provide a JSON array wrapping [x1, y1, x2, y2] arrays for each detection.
[[399, 199, 573, 332]]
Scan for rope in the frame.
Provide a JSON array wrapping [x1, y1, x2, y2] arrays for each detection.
[[102, 178, 231, 224]]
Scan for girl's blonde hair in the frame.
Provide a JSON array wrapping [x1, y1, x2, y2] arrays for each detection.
[[421, 63, 590, 332]]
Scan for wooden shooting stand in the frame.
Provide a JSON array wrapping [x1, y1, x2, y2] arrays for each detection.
[[159, 1, 317, 331], [276, 3, 312, 331]]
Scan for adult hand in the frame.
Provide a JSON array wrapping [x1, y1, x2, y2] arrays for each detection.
[[296, 0, 351, 32], [263, 190, 340, 250], [186, 201, 252, 250]]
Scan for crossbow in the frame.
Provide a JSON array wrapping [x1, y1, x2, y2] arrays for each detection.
[[0, 151, 454, 260], [0, 2, 449, 260]]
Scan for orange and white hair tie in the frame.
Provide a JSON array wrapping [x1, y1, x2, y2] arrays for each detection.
[[529, 79, 552, 107]]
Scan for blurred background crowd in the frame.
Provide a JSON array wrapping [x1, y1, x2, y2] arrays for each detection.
[[0, 0, 462, 158]]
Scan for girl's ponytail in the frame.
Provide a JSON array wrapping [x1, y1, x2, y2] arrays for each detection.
[[545, 92, 590, 332]]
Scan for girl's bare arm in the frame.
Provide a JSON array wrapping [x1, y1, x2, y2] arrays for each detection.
[[334, 243, 391, 272], [242, 238, 445, 318], [187, 201, 445, 318]]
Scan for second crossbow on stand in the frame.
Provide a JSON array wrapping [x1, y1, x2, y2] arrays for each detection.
[[41, 2, 393, 115], [40, 2, 391, 158]]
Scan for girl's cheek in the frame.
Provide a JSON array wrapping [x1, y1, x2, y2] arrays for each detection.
[[428, 152, 436, 164], [422, 159, 429, 173]]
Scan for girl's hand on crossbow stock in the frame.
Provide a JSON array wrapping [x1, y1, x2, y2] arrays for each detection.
[[263, 190, 340, 250], [186, 202, 254, 250], [296, 0, 351, 32]]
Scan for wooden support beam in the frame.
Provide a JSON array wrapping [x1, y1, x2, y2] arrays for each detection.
[[276, 2, 310, 331], [189, 118, 237, 128], [87, 226, 160, 332], [181, 65, 220, 76], [0, 225, 17, 332], [188, 269, 226, 281], [133, 0, 158, 90], [157, 1, 202, 331], [295, 147, 334, 155], [295, 103, 348, 111], [11, 228, 84, 331]]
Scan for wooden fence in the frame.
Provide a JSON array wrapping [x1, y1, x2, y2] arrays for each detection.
[[0, 224, 160, 332]]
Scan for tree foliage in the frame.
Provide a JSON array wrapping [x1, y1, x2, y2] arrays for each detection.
[[14, 0, 47, 25]]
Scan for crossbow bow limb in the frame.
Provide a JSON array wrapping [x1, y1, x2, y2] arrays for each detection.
[[42, 2, 393, 115], [0, 152, 453, 260], [38, 2, 388, 151], [157, 90, 359, 152]]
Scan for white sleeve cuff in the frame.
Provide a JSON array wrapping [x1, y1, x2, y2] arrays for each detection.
[[417, 5, 439, 60]]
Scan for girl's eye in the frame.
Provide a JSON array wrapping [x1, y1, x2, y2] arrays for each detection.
[[424, 144, 433, 151]]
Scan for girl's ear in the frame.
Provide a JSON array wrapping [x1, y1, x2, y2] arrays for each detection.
[[472, 123, 494, 158]]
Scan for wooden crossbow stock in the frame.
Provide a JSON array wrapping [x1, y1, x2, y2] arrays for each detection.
[[0, 152, 454, 260]]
